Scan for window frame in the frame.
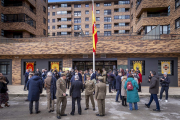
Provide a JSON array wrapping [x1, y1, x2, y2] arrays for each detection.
[[104, 3, 111, 6], [74, 4, 81, 8], [175, 0, 180, 9], [74, 18, 81, 23], [175, 17, 180, 29], [104, 31, 111, 36], [96, 17, 100, 21], [85, 24, 89, 28], [104, 17, 111, 22], [85, 17, 89, 21], [96, 10, 100, 14], [104, 24, 111, 29], [85, 10, 89, 14], [0, 61, 10, 75], [85, 4, 89, 7]]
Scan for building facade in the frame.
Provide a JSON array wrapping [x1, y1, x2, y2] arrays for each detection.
[[0, 0, 48, 38], [0, 0, 180, 87]]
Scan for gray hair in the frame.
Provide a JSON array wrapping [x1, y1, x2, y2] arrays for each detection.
[[47, 72, 52, 77], [75, 75, 79, 80]]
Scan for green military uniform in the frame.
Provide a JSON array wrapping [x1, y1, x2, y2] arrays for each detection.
[[84, 75, 95, 109], [95, 76, 107, 116], [56, 74, 67, 117], [102, 70, 107, 83]]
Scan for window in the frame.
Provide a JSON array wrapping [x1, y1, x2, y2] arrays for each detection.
[[104, 17, 111, 22], [85, 17, 89, 21], [52, 26, 55, 29], [74, 25, 81, 30], [131, 2, 133, 8], [13, 33, 22, 38], [130, 61, 145, 75], [1, 14, 4, 22], [119, 30, 129, 34], [43, 18, 46, 24], [85, 31, 89, 35], [96, 17, 100, 21], [85, 4, 89, 7], [74, 4, 81, 8], [175, 0, 180, 9], [30, 34, 35, 38], [104, 10, 111, 15], [118, 8, 129, 12], [48, 6, 50, 9], [57, 11, 67, 15], [61, 18, 67, 21], [96, 24, 100, 28], [61, 25, 67, 28], [114, 15, 130, 19], [74, 18, 81, 23], [119, 0, 130, 5], [97, 31, 100, 35], [175, 17, 180, 29], [52, 12, 55, 16], [168, 6, 170, 16], [85, 10, 89, 14], [48, 26, 50, 29], [52, 5, 55, 9], [43, 29, 46, 35], [96, 10, 100, 14], [145, 25, 170, 34], [118, 23, 129, 26], [52, 19, 55, 22], [74, 11, 81, 16], [43, 6, 46, 13], [158, 60, 174, 75], [85, 24, 89, 28], [104, 31, 111, 36], [61, 32, 67, 35], [52, 32, 55, 36], [0, 62, 10, 75], [1, 29, 4, 36], [48, 12, 50, 16], [61, 4, 67, 7], [96, 3, 100, 7], [48, 19, 50, 23], [104, 24, 111, 29], [136, 0, 142, 9], [104, 3, 111, 6], [1, 0, 4, 6]]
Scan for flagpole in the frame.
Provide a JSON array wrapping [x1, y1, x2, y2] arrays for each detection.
[[92, 0, 95, 73]]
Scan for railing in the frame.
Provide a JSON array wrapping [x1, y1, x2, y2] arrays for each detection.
[[147, 13, 169, 17]]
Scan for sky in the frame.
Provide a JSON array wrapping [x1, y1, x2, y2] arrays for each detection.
[[48, 0, 83, 2]]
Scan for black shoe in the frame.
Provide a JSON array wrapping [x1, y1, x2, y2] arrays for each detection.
[[36, 111, 41, 114], [115, 101, 120, 103], [102, 114, 105, 116], [93, 108, 95, 111], [153, 109, 160, 112], [57, 116, 61, 119], [145, 104, 150, 108], [96, 114, 102, 117], [30, 112, 33, 114], [51, 110, 54, 112], [25, 99, 28, 101], [84, 108, 89, 110], [61, 114, 67, 116], [70, 113, 74, 116], [48, 110, 51, 113]]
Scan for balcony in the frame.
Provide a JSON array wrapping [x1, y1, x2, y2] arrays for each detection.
[[56, 13, 72, 18], [136, 0, 169, 17], [57, 20, 72, 25], [114, 26, 130, 30], [55, 7, 72, 11], [57, 28, 72, 32]]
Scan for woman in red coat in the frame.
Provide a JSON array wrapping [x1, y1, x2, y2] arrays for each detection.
[[138, 71, 142, 92]]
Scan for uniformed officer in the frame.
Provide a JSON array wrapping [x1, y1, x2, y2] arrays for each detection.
[[95, 76, 107, 117], [56, 73, 67, 119], [84, 75, 95, 111], [102, 68, 107, 83]]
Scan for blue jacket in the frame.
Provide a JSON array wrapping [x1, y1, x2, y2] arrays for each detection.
[[25, 72, 29, 82], [116, 75, 121, 90], [27, 75, 43, 101], [50, 77, 57, 100], [91, 73, 96, 80], [70, 80, 84, 98], [160, 76, 170, 87], [124, 78, 140, 103], [78, 73, 82, 82], [71, 75, 75, 83]]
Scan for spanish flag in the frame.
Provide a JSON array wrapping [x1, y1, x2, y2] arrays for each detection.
[[92, 5, 98, 54]]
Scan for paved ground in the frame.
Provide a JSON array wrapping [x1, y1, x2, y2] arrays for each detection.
[[7, 85, 180, 97], [0, 96, 180, 120]]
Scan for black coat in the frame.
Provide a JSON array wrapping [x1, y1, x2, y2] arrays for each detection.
[[78, 73, 82, 82], [149, 75, 159, 94], [50, 77, 57, 100], [70, 80, 84, 98], [116, 75, 121, 90], [160, 76, 170, 87], [25, 72, 29, 82]]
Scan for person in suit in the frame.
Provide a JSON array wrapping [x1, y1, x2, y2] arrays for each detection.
[[56, 73, 67, 119], [89, 70, 96, 80], [24, 69, 29, 91], [107, 69, 114, 93], [84, 75, 95, 111], [116, 72, 122, 102], [95, 76, 107, 117], [35, 68, 42, 78], [78, 70, 82, 82], [102, 68, 107, 83], [84, 70, 89, 82], [70, 75, 84, 115], [27, 72, 42, 114]]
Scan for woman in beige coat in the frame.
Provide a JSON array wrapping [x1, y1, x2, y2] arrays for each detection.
[[121, 76, 127, 106]]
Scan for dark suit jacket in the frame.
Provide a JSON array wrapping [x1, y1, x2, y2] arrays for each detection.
[[78, 73, 82, 82], [70, 80, 84, 98], [116, 75, 121, 90], [25, 72, 29, 82], [91, 73, 96, 80]]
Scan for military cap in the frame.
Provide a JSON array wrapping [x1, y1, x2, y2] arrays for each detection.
[[86, 75, 90, 78], [61, 73, 66, 76], [98, 76, 104, 80]]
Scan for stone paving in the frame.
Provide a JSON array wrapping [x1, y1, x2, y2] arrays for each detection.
[[7, 85, 180, 97], [0, 96, 180, 120]]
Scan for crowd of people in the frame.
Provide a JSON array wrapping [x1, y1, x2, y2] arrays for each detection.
[[0, 67, 171, 119]]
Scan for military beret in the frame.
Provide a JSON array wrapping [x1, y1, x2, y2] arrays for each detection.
[[61, 73, 66, 76], [98, 76, 104, 80], [86, 75, 90, 78]]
